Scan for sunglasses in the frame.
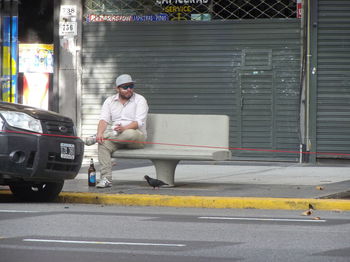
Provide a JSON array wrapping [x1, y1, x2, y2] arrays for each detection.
[[119, 84, 134, 90]]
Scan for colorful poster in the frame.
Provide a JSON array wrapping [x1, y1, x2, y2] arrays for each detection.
[[2, 16, 18, 102], [19, 44, 54, 73], [22, 73, 49, 110]]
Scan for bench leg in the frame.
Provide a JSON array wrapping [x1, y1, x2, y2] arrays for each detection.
[[151, 159, 179, 187]]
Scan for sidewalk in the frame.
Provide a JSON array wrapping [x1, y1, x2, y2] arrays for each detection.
[[58, 160, 350, 211]]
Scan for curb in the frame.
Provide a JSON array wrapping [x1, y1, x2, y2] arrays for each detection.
[[57, 192, 350, 211], [1, 190, 350, 211]]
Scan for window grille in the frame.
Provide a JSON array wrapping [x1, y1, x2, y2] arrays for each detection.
[[84, 0, 297, 21]]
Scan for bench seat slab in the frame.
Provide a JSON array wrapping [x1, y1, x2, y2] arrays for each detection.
[[112, 149, 231, 161]]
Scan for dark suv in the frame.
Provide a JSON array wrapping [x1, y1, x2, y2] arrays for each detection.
[[0, 101, 84, 201]]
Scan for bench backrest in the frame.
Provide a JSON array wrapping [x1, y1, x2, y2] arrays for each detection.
[[145, 114, 230, 150]]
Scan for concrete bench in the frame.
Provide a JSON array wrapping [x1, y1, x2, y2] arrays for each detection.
[[111, 114, 232, 186]]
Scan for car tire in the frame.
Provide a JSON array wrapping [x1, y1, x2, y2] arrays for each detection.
[[9, 181, 64, 202]]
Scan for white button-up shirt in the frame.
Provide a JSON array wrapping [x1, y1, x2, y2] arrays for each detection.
[[99, 93, 149, 138]]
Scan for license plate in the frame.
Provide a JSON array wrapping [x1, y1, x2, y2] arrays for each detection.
[[60, 143, 75, 160]]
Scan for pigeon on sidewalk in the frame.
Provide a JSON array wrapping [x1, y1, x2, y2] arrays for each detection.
[[144, 175, 169, 189]]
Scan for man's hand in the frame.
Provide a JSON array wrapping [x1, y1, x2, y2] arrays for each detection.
[[113, 123, 124, 133], [96, 120, 108, 144], [114, 121, 139, 133], [96, 132, 104, 144]]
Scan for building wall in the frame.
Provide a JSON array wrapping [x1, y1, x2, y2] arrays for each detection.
[[54, 0, 350, 162]]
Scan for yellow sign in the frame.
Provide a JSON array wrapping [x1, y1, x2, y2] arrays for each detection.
[[164, 5, 192, 13]]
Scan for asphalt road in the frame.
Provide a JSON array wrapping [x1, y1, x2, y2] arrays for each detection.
[[0, 204, 350, 262]]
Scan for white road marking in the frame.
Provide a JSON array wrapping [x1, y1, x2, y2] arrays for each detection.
[[0, 210, 38, 213], [23, 238, 186, 247], [198, 216, 327, 222]]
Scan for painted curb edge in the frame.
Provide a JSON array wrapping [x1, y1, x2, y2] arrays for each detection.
[[57, 192, 350, 211], [1, 190, 350, 211]]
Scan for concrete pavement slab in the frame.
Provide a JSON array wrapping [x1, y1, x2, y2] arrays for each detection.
[[74, 163, 349, 186], [59, 161, 350, 210], [1, 161, 350, 210]]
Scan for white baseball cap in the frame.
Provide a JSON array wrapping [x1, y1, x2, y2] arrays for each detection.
[[116, 74, 134, 87]]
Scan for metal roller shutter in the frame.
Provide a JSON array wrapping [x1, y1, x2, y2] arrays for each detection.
[[317, 0, 350, 158], [81, 19, 301, 161]]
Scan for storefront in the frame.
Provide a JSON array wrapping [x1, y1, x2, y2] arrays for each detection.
[[2, 0, 346, 163], [80, 0, 302, 161]]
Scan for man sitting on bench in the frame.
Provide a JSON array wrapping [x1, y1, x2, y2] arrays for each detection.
[[85, 74, 149, 188]]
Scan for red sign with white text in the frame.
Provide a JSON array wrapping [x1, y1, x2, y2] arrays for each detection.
[[297, 0, 302, 18]]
